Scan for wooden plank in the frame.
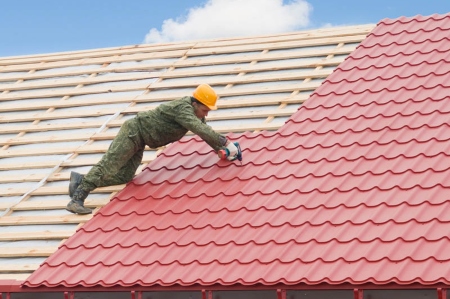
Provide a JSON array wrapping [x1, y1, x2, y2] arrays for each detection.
[[0, 247, 57, 257], [0, 49, 189, 73], [186, 34, 368, 56], [21, 195, 109, 209], [0, 185, 124, 197], [0, 96, 134, 112], [0, 132, 94, 146], [0, 109, 117, 123], [113, 82, 317, 106], [0, 143, 159, 159], [173, 45, 356, 67], [0, 81, 149, 101], [0, 120, 107, 134], [0, 273, 31, 280], [150, 69, 331, 89], [0, 214, 91, 225], [0, 71, 158, 92], [0, 154, 153, 172], [0, 264, 40, 273], [0, 160, 63, 171], [193, 24, 374, 49], [0, 64, 168, 83], [160, 56, 343, 78], [0, 42, 195, 66], [0, 230, 74, 241], [3, 198, 109, 211]]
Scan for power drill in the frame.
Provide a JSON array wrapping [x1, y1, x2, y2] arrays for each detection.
[[218, 142, 243, 162]]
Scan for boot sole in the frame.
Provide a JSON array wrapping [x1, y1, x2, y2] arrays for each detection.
[[65, 207, 92, 215]]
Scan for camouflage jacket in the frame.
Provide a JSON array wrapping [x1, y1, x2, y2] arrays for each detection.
[[136, 96, 226, 151]]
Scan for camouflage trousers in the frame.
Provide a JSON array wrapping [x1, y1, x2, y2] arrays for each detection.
[[80, 118, 145, 192]]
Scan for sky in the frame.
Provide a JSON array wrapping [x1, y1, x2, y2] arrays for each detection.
[[0, 0, 449, 58]]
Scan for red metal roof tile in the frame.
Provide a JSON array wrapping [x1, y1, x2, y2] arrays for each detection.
[[24, 12, 450, 289]]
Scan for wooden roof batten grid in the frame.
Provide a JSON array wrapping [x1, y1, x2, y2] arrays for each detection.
[[0, 24, 374, 281]]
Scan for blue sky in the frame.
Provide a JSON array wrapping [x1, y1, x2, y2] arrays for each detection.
[[1, 0, 449, 58]]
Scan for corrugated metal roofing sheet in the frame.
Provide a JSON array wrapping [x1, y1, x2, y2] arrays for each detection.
[[24, 12, 450, 288]]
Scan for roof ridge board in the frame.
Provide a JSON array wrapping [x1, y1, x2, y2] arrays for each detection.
[[185, 34, 368, 56], [195, 23, 376, 45], [194, 24, 375, 48]]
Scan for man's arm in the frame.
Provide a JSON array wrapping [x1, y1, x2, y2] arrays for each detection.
[[175, 104, 227, 152]]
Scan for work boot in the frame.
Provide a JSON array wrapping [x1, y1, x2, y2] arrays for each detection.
[[66, 187, 92, 215], [69, 172, 84, 198]]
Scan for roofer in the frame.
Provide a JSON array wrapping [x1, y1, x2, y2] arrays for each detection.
[[66, 84, 239, 214]]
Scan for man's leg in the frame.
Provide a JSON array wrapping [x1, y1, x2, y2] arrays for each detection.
[[67, 118, 145, 214]]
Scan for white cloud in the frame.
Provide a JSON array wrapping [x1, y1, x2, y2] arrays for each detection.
[[143, 0, 312, 44]]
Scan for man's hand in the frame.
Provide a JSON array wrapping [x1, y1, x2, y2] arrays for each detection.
[[225, 141, 238, 161]]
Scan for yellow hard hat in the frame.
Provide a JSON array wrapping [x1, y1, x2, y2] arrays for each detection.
[[193, 84, 218, 110]]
